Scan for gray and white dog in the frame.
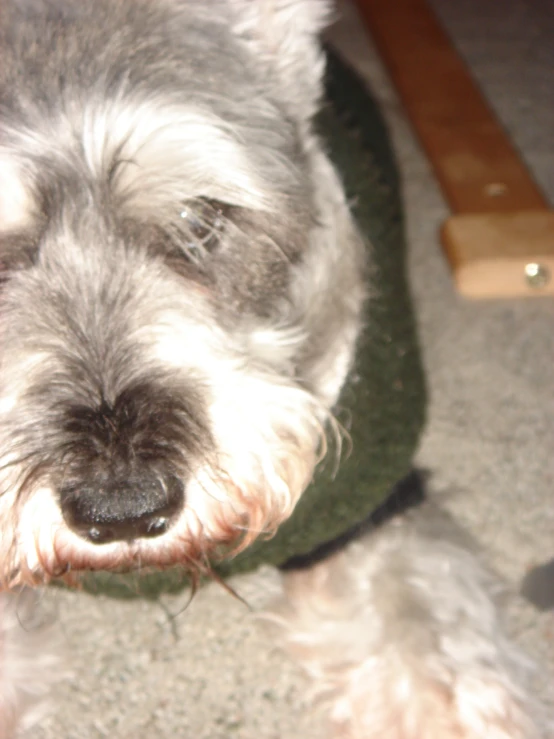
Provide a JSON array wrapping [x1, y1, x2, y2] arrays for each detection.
[[0, 1, 544, 737]]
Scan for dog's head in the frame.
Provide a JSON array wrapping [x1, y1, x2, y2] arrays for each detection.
[[0, 0, 365, 587]]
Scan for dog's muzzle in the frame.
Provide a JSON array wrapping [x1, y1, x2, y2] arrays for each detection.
[[44, 379, 206, 547]]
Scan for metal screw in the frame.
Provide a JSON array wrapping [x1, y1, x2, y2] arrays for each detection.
[[524, 262, 551, 289]]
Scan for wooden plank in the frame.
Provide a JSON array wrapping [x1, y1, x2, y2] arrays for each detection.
[[355, 0, 548, 214], [354, 0, 554, 297]]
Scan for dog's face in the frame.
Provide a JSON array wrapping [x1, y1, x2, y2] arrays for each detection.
[[0, 0, 365, 587]]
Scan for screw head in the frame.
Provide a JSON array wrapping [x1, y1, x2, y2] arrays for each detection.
[[524, 262, 551, 289]]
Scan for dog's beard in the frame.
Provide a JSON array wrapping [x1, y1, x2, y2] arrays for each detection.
[[0, 339, 334, 587]]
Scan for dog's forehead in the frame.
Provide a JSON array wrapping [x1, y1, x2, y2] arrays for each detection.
[[0, 0, 308, 216], [0, 0, 317, 322], [0, 0, 293, 147]]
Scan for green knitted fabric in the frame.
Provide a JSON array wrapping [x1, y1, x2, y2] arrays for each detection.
[[80, 49, 426, 598]]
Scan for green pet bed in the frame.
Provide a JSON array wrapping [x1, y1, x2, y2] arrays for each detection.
[[81, 48, 426, 598]]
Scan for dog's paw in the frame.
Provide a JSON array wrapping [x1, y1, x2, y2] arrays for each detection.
[[262, 510, 544, 738], [321, 644, 538, 739]]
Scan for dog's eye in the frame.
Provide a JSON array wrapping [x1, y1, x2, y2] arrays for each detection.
[[178, 198, 229, 257], [0, 245, 37, 285]]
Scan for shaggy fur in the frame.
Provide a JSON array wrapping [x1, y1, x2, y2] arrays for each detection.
[[0, 1, 545, 736], [0, 0, 364, 585], [0, 590, 64, 737], [264, 505, 542, 738]]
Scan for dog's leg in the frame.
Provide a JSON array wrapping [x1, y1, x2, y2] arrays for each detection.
[[264, 504, 542, 738], [0, 589, 62, 738]]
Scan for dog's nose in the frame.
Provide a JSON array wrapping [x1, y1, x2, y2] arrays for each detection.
[[60, 474, 184, 544]]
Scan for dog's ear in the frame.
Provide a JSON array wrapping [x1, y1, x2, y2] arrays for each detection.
[[231, 0, 333, 122]]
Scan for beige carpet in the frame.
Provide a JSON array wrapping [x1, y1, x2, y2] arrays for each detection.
[[28, 1, 554, 737]]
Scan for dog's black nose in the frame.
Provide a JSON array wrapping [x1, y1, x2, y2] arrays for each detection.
[[60, 474, 184, 544]]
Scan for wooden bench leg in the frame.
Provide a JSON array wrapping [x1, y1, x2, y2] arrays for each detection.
[[354, 0, 554, 298]]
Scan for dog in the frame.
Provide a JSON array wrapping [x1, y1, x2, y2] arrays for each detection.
[[0, 1, 546, 737]]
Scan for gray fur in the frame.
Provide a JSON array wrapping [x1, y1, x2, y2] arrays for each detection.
[[0, 0, 365, 582]]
